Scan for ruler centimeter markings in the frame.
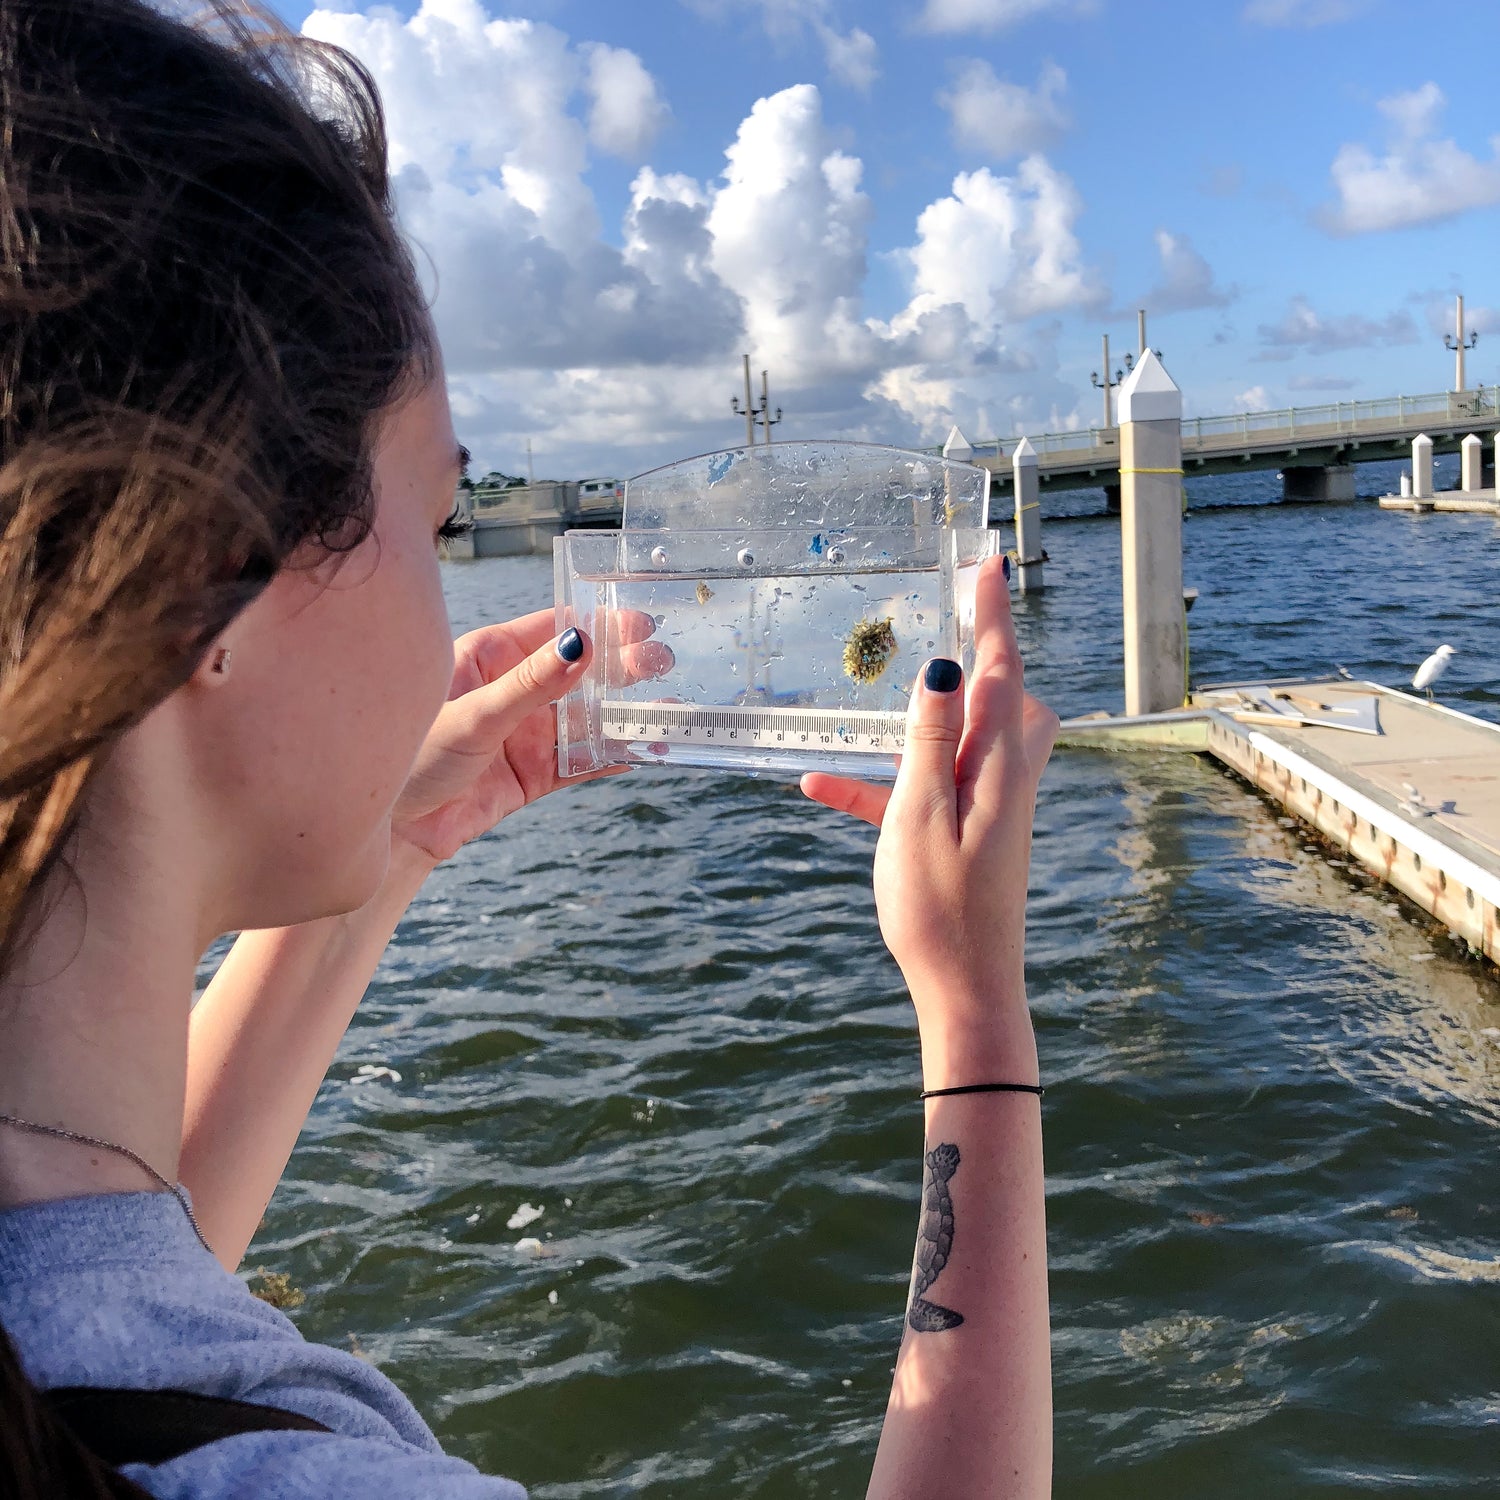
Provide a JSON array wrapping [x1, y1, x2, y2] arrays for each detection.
[[601, 700, 906, 754]]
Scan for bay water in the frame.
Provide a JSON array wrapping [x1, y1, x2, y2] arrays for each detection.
[[240, 459, 1500, 1497]]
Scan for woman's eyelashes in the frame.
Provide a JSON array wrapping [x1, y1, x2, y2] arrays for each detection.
[[437, 501, 473, 544]]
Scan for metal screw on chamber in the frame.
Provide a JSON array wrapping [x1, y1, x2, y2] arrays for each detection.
[[827, 545, 846, 564], [737, 547, 755, 566], [650, 545, 669, 566]]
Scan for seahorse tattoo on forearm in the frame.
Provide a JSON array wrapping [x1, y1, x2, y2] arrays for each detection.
[[907, 1142, 964, 1332]]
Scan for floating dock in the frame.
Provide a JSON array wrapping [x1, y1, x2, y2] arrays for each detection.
[[1378, 487, 1499, 514], [1058, 679, 1500, 963]]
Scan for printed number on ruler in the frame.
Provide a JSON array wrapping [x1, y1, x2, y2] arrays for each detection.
[[601, 701, 905, 754]]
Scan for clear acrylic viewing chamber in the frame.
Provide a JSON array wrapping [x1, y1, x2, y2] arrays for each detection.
[[554, 441, 1000, 780]]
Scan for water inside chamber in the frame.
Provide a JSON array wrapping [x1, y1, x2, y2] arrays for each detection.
[[605, 565, 944, 714]]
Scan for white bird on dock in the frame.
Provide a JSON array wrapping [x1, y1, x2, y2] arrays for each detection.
[[1412, 644, 1455, 698], [1399, 782, 1435, 818]]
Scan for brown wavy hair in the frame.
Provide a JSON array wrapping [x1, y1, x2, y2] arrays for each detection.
[[0, 0, 436, 1490]]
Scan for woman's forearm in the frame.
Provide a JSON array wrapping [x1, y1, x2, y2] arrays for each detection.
[[179, 839, 436, 1270], [867, 1015, 1052, 1500]]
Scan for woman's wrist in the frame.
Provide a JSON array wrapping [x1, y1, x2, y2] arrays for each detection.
[[385, 832, 440, 908], [916, 1009, 1039, 1093]]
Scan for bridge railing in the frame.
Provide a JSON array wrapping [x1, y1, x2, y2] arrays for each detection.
[[930, 387, 1500, 462]]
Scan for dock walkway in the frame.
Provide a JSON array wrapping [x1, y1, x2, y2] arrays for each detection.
[[1058, 680, 1500, 962]]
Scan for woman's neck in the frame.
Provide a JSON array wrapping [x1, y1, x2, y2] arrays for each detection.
[[0, 748, 210, 1210]]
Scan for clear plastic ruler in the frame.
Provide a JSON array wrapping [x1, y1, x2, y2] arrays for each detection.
[[601, 700, 906, 755]]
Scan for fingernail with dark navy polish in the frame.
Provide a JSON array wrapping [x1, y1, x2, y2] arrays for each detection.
[[925, 658, 962, 693], [556, 627, 584, 663], [1002, 554, 1012, 581]]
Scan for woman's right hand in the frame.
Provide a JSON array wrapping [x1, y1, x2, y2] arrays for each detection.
[[800, 555, 1058, 1078]]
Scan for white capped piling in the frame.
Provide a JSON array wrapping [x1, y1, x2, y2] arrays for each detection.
[[942, 425, 973, 524], [1012, 437, 1044, 593], [1400, 470, 1412, 497], [1462, 433, 1484, 492], [942, 425, 973, 462], [1412, 433, 1434, 500], [1117, 350, 1185, 716]]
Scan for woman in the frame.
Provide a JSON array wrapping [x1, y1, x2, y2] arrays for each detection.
[[0, 2, 1059, 1495]]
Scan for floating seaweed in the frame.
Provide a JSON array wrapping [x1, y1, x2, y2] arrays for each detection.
[[247, 1269, 305, 1310], [843, 616, 897, 685]]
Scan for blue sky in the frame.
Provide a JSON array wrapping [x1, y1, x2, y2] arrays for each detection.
[[274, 0, 1500, 477]]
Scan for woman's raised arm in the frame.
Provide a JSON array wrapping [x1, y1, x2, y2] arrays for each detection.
[[801, 554, 1058, 1499], [180, 619, 635, 1268]]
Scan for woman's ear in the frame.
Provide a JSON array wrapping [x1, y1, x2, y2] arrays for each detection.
[[189, 636, 236, 688]]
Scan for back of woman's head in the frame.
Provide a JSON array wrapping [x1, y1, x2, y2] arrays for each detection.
[[0, 0, 437, 961], [0, 0, 435, 1489]]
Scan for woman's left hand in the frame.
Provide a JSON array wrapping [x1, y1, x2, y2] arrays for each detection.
[[391, 608, 672, 864]]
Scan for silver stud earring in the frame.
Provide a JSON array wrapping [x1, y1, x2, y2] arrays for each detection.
[[211, 648, 232, 676]]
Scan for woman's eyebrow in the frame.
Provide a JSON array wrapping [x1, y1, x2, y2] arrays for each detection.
[[452, 444, 471, 478]]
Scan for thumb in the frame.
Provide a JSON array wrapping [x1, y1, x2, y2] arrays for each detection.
[[889, 657, 965, 831], [444, 626, 591, 753]]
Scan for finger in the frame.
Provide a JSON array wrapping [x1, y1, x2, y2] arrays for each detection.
[[889, 657, 965, 833], [607, 637, 676, 687], [609, 608, 661, 646], [956, 556, 1024, 791], [969, 553, 1022, 688], [445, 627, 594, 756], [799, 771, 893, 828], [457, 611, 556, 680]]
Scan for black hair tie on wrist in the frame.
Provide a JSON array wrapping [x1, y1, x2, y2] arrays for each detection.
[[919, 1081, 1045, 1100]]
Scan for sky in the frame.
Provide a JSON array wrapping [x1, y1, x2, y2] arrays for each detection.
[[272, 0, 1500, 480]]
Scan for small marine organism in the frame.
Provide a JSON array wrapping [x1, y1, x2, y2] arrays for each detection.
[[696, 581, 715, 604], [843, 615, 897, 685], [247, 1269, 305, 1310]]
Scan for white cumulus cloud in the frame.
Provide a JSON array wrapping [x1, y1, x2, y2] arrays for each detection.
[[817, 23, 879, 90], [684, 0, 879, 90], [1323, 83, 1500, 233], [940, 60, 1069, 159], [1144, 229, 1235, 312], [582, 43, 669, 158], [920, 0, 1090, 34], [1420, 295, 1500, 339], [896, 158, 1103, 328], [1255, 296, 1419, 358], [304, 1, 1097, 469], [304, 0, 736, 377]]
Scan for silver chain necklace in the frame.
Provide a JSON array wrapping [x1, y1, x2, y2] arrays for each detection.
[[0, 1110, 214, 1256]]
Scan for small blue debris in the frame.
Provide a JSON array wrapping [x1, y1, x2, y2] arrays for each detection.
[[708, 452, 734, 484], [809, 533, 824, 555]]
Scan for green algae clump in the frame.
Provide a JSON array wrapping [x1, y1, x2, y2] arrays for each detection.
[[247, 1268, 305, 1310]]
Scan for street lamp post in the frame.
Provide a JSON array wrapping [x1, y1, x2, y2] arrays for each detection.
[[731, 354, 783, 445], [1091, 335, 1141, 429], [1092, 320, 1162, 429], [1445, 294, 1478, 393]]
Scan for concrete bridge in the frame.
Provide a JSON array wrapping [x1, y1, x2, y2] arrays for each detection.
[[942, 386, 1500, 505], [465, 478, 623, 558]]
